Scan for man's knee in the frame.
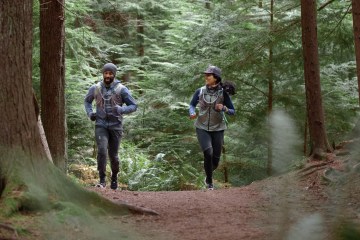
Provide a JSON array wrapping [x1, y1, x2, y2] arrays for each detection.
[[97, 148, 107, 157]]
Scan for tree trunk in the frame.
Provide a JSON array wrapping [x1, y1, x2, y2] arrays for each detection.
[[222, 146, 229, 183], [0, 1, 45, 158], [303, 114, 308, 155], [40, 0, 67, 171], [137, 14, 145, 57], [33, 91, 53, 162], [267, 0, 274, 175], [259, 1, 263, 8], [352, 0, 360, 106], [0, 0, 156, 218], [300, 0, 332, 159], [205, 0, 211, 9], [0, 0, 47, 196]]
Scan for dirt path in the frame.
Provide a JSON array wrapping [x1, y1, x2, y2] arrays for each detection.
[[3, 153, 356, 240], [92, 167, 333, 240], [96, 185, 266, 240]]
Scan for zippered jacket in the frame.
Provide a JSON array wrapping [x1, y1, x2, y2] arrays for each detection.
[[84, 79, 137, 129]]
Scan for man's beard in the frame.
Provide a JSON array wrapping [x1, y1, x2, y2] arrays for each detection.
[[104, 77, 114, 85]]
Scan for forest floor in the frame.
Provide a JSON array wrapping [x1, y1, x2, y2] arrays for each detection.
[[91, 150, 359, 240], [1, 142, 360, 240]]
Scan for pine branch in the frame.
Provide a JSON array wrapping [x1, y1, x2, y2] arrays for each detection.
[[318, 0, 336, 12], [323, 3, 352, 39], [238, 79, 268, 97]]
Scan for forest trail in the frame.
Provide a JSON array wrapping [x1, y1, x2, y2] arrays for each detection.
[[2, 152, 357, 240], [92, 157, 345, 240], [95, 183, 268, 240]]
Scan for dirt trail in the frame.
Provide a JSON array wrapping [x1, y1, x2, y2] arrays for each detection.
[[93, 167, 333, 240], [2, 154, 357, 240], [96, 186, 266, 240]]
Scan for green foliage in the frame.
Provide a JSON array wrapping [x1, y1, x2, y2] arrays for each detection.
[[127, 153, 202, 191], [334, 220, 360, 240], [32, 0, 360, 190]]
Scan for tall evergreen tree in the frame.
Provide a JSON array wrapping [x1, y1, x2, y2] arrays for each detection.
[[301, 0, 332, 159], [40, 0, 67, 170], [0, 0, 47, 193], [137, 13, 145, 57], [267, 0, 275, 175], [352, 0, 360, 106], [0, 1, 156, 216]]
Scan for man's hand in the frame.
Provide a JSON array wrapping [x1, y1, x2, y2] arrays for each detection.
[[189, 114, 197, 120], [90, 112, 96, 121], [114, 105, 124, 115]]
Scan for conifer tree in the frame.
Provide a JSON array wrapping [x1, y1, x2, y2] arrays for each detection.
[[40, 0, 67, 170], [301, 0, 332, 159], [352, 0, 360, 106]]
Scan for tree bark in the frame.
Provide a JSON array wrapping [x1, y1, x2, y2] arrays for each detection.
[[300, 0, 332, 159], [267, 0, 274, 175], [0, 0, 47, 196], [0, 0, 156, 218], [205, 0, 211, 9], [137, 14, 145, 57], [40, 0, 67, 171], [33, 91, 53, 162], [0, 1, 45, 158], [352, 0, 360, 106], [259, 1, 263, 8]]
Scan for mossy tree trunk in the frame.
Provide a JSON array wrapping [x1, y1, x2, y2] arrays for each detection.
[[0, 0, 157, 218], [0, 0, 47, 197]]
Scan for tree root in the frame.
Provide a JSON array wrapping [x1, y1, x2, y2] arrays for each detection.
[[0, 222, 19, 240], [297, 161, 334, 178], [119, 201, 159, 215], [299, 166, 328, 178]]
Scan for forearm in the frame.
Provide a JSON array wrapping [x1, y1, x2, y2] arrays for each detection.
[[119, 103, 137, 114], [223, 93, 235, 115], [84, 86, 95, 116], [189, 89, 200, 115], [84, 101, 94, 116], [117, 88, 138, 114], [189, 105, 196, 115]]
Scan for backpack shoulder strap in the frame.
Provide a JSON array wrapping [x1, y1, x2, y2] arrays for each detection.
[[94, 82, 102, 97], [113, 83, 125, 94], [199, 86, 206, 97], [218, 88, 223, 97]]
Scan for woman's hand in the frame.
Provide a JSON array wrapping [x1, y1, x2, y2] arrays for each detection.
[[189, 114, 197, 120], [215, 104, 228, 112], [215, 104, 223, 112]]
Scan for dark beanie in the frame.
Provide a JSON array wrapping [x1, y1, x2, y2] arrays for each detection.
[[102, 63, 117, 76]]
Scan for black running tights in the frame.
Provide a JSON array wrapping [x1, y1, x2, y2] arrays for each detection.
[[196, 128, 224, 184]]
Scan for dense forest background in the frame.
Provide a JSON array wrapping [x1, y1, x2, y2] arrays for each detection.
[[31, 0, 358, 191]]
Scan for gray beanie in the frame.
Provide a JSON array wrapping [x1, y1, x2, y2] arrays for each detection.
[[102, 63, 117, 76]]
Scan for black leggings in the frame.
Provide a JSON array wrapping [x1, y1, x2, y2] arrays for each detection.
[[196, 128, 224, 184]]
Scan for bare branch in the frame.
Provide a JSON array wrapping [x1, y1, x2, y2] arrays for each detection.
[[318, 0, 336, 12]]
